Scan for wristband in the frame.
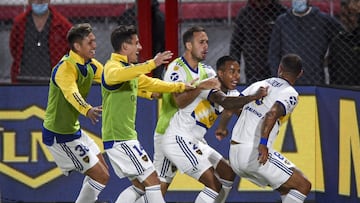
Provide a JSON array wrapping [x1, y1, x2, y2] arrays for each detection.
[[260, 137, 268, 145]]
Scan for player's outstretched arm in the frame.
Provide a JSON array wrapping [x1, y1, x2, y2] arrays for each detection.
[[209, 86, 268, 109]]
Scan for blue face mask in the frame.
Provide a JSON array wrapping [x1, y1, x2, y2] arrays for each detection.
[[32, 3, 49, 15], [292, 0, 308, 13]]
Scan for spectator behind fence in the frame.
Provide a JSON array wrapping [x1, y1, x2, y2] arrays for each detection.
[[268, 0, 343, 85], [117, 0, 165, 79], [328, 0, 360, 86], [230, 0, 287, 84], [9, 0, 72, 84]]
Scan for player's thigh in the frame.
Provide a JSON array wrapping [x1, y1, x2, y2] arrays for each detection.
[[48, 136, 99, 175], [280, 167, 311, 194], [106, 140, 155, 182], [229, 144, 255, 176], [230, 144, 279, 188], [258, 148, 295, 189], [153, 135, 177, 183], [198, 142, 223, 167], [162, 135, 212, 180]]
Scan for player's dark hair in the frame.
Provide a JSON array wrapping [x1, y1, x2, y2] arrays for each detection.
[[111, 25, 138, 52], [280, 54, 303, 76], [216, 55, 237, 71], [182, 26, 205, 48], [67, 23, 93, 50]]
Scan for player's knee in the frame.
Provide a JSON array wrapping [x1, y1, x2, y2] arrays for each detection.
[[98, 172, 110, 185], [216, 160, 236, 181], [143, 171, 161, 186], [303, 178, 312, 194]]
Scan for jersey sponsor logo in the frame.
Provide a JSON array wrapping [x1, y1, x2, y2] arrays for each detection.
[[170, 72, 180, 81], [244, 105, 263, 118]]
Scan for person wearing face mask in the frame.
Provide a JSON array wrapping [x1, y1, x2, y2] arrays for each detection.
[[268, 0, 344, 85], [9, 0, 72, 83]]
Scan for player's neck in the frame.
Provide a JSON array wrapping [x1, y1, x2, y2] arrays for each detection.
[[280, 76, 295, 86], [182, 55, 199, 71]]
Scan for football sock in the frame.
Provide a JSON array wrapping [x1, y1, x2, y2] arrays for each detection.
[[145, 185, 165, 203], [75, 177, 105, 203], [195, 187, 219, 203], [115, 185, 145, 203], [282, 189, 306, 203], [216, 178, 233, 203]]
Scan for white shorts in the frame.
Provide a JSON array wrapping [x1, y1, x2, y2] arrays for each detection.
[[161, 135, 212, 180], [46, 131, 100, 176], [106, 140, 155, 182], [154, 134, 224, 183], [229, 143, 295, 189], [198, 139, 223, 168], [153, 133, 177, 183]]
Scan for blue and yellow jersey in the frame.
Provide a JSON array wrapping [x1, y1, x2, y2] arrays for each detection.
[[101, 53, 185, 148], [43, 50, 103, 144]]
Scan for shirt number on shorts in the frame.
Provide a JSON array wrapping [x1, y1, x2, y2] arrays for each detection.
[[273, 151, 284, 160], [75, 144, 89, 157], [133, 144, 144, 156]]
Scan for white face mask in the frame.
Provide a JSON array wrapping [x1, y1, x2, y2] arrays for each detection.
[[32, 3, 49, 15], [292, 0, 308, 13]]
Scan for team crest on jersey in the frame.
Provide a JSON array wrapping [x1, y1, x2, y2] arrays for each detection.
[[142, 155, 149, 162], [174, 66, 180, 71], [196, 149, 203, 155], [170, 72, 179, 81], [83, 156, 90, 163]]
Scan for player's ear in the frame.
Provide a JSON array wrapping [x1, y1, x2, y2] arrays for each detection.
[[217, 70, 224, 79], [185, 41, 192, 50], [297, 69, 304, 79], [74, 42, 81, 52], [122, 42, 128, 51]]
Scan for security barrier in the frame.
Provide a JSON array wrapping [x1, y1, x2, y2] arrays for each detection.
[[0, 85, 359, 203]]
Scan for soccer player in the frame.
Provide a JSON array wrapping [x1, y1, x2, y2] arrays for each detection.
[[159, 37, 267, 203], [101, 25, 194, 203], [153, 54, 243, 203], [229, 53, 311, 203], [42, 23, 109, 203]]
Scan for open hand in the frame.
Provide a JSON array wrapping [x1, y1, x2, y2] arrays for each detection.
[[258, 144, 269, 165], [255, 86, 268, 99], [153, 51, 173, 67], [87, 105, 102, 125], [215, 128, 228, 141], [197, 77, 220, 90]]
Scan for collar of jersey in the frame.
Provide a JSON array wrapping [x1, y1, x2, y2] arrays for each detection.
[[111, 53, 128, 63], [69, 50, 92, 65]]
